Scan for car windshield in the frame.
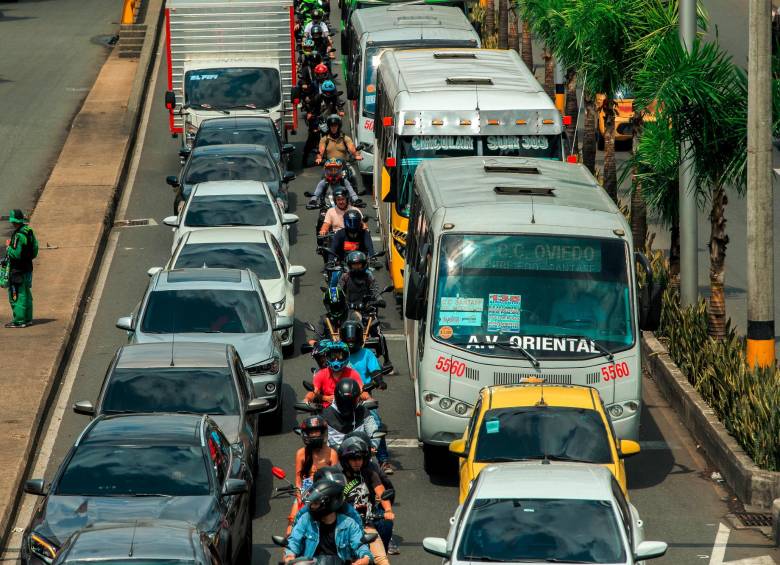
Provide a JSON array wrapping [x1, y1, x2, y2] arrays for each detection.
[[184, 67, 281, 109], [194, 127, 280, 159], [141, 289, 268, 334], [363, 46, 380, 117], [474, 407, 613, 464], [174, 242, 281, 280], [184, 195, 277, 227], [432, 233, 633, 359], [57, 445, 210, 496], [184, 155, 277, 185], [101, 367, 239, 415], [458, 498, 626, 563]]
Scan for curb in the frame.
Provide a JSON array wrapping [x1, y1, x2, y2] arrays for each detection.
[[0, 0, 164, 550], [641, 331, 780, 511]]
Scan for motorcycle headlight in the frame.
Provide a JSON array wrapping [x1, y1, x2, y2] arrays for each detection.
[[29, 533, 58, 563], [272, 297, 286, 312], [246, 357, 280, 375]]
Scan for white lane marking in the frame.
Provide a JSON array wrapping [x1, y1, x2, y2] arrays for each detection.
[[385, 438, 420, 448], [709, 523, 730, 565], [725, 558, 777, 564], [1, 45, 163, 564]]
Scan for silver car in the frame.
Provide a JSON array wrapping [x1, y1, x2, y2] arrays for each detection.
[[116, 268, 292, 431], [423, 462, 668, 565]]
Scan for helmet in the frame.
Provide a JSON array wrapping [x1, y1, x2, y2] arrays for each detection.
[[314, 63, 329, 78], [334, 377, 361, 414], [313, 466, 347, 487], [346, 250, 367, 270], [321, 80, 336, 94], [323, 286, 347, 321], [311, 8, 324, 19], [299, 415, 328, 448], [302, 38, 316, 54], [304, 479, 344, 519], [311, 24, 323, 38], [325, 340, 350, 372], [343, 209, 363, 238], [339, 319, 364, 353], [338, 434, 370, 470], [332, 185, 349, 202], [326, 114, 342, 129]]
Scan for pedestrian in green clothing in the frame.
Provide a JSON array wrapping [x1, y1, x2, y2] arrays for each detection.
[[4, 209, 38, 328]]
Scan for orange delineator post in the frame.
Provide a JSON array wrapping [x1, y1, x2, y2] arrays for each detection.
[[121, 0, 137, 24]]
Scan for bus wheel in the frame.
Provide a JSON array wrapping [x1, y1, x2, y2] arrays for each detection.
[[423, 443, 454, 476]]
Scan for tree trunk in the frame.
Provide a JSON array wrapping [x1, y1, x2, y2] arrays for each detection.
[[521, 20, 533, 70], [508, 10, 519, 53], [669, 200, 681, 292], [543, 49, 555, 99], [564, 69, 578, 154], [707, 182, 729, 339], [630, 119, 647, 250], [498, 0, 508, 49], [582, 93, 597, 174], [485, 0, 495, 38], [602, 98, 618, 202]]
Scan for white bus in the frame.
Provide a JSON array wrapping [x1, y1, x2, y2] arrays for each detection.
[[402, 157, 661, 465]]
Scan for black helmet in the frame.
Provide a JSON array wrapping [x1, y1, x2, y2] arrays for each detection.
[[346, 250, 367, 271], [326, 114, 342, 129], [334, 377, 361, 415], [332, 185, 349, 200], [323, 286, 347, 322], [311, 24, 323, 38], [343, 209, 363, 238], [304, 479, 344, 518], [313, 466, 347, 487], [299, 415, 327, 447], [339, 319, 364, 353], [338, 434, 371, 469], [311, 8, 324, 19]]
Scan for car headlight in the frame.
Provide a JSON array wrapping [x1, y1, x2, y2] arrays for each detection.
[[246, 357, 280, 375], [423, 391, 473, 417], [272, 297, 286, 312], [29, 533, 58, 563]]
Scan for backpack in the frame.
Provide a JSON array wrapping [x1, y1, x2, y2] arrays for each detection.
[[20, 225, 39, 261]]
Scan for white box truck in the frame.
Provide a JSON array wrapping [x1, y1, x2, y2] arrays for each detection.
[[164, 0, 297, 152]]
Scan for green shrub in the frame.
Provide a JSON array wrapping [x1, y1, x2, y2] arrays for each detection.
[[657, 289, 780, 471]]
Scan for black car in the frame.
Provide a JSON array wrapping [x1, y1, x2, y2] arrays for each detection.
[[72, 342, 269, 470], [53, 521, 223, 565], [166, 144, 296, 213], [22, 414, 252, 565]]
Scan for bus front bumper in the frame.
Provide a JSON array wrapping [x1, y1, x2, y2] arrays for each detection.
[[419, 405, 470, 446]]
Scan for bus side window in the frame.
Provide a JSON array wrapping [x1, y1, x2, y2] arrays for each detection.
[[406, 188, 420, 260]]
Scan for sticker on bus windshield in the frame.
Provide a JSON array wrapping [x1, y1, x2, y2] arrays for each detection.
[[486, 135, 550, 151], [188, 74, 220, 81], [487, 294, 522, 333], [438, 326, 454, 339], [411, 136, 474, 151], [440, 296, 484, 312], [465, 334, 600, 353], [438, 311, 482, 326]]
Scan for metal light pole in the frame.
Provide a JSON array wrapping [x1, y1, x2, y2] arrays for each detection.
[[746, 0, 775, 367], [678, 0, 698, 307]]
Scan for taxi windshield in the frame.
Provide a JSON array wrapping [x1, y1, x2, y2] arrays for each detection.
[[432, 233, 634, 359]]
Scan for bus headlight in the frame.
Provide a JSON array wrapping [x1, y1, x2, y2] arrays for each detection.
[[454, 403, 469, 416], [607, 400, 640, 420], [423, 391, 472, 417], [439, 398, 453, 410]]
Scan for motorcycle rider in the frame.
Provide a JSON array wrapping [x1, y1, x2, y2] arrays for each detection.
[[289, 466, 363, 531], [306, 341, 363, 408], [284, 479, 371, 565], [320, 82, 344, 116], [330, 210, 374, 263], [316, 114, 361, 165], [310, 160, 361, 209], [308, 287, 350, 345], [323, 378, 378, 449], [338, 251, 379, 308], [309, 24, 333, 64], [304, 9, 331, 43], [318, 186, 362, 236]]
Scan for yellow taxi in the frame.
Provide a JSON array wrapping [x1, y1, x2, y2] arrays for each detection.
[[596, 88, 656, 150], [449, 381, 640, 503]]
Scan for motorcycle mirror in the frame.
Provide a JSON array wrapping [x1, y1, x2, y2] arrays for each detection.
[[292, 426, 303, 436], [361, 533, 379, 544], [362, 399, 379, 410], [271, 466, 287, 480], [372, 251, 386, 258], [302, 380, 315, 392], [382, 284, 394, 294], [271, 535, 289, 548], [380, 488, 395, 500], [305, 321, 318, 333], [294, 401, 319, 413], [371, 430, 386, 439]]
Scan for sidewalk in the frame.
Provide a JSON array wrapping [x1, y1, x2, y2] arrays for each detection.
[[0, 51, 138, 544]]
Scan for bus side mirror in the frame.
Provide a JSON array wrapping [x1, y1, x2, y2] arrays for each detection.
[[165, 90, 176, 110], [635, 252, 663, 331]]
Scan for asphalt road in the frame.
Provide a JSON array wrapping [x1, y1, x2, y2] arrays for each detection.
[[4, 14, 780, 565], [0, 0, 117, 237]]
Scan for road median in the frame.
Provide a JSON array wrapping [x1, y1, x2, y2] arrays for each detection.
[[0, 0, 164, 549]]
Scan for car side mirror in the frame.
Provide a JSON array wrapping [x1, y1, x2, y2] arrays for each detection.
[[116, 316, 134, 332], [619, 439, 641, 458], [274, 315, 294, 331], [221, 478, 249, 497], [73, 400, 96, 416], [634, 541, 668, 561], [147, 266, 163, 277], [162, 216, 179, 227], [165, 90, 176, 110], [422, 537, 450, 559], [283, 171, 296, 183], [247, 397, 270, 414], [165, 175, 180, 187], [282, 143, 295, 155], [288, 265, 306, 280], [449, 438, 467, 458], [24, 479, 47, 496], [282, 213, 299, 226]]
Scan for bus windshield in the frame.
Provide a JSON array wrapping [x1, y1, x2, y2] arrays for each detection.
[[431, 233, 634, 359], [396, 135, 562, 217]]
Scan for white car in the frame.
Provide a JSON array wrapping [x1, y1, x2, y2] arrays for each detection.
[[148, 228, 305, 350], [163, 180, 298, 257], [423, 462, 668, 565]]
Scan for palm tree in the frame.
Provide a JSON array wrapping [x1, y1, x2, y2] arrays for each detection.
[[509, 9, 519, 52], [521, 20, 534, 69], [485, 0, 496, 37], [499, 0, 509, 48]]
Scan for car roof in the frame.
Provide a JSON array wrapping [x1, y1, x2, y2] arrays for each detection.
[[182, 227, 276, 245], [474, 462, 616, 500], [64, 522, 198, 561], [190, 143, 272, 156], [153, 268, 255, 290], [115, 342, 231, 369], [80, 414, 204, 447], [482, 384, 600, 411], [191, 180, 273, 197], [198, 116, 276, 131]]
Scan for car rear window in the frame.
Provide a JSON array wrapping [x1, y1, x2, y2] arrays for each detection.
[[184, 194, 276, 227], [174, 242, 281, 280]]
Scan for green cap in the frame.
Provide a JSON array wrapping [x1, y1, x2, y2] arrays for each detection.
[[9, 209, 25, 224]]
